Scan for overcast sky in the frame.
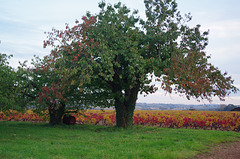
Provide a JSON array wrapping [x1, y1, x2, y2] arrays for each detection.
[[0, 0, 239, 105]]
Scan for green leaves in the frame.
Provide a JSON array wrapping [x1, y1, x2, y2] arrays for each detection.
[[0, 53, 31, 112], [98, 1, 106, 10], [0, 54, 15, 107]]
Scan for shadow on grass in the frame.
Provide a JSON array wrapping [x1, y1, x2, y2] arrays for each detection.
[[0, 120, 124, 132], [1, 120, 165, 135]]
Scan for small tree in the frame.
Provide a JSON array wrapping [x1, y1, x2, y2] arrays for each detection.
[[0, 53, 17, 111], [17, 55, 107, 125], [43, 0, 238, 127], [0, 53, 34, 112]]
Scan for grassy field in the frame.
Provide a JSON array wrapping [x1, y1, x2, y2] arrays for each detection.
[[1, 121, 240, 159]]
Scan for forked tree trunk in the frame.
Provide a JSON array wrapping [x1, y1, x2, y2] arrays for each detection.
[[114, 86, 139, 128], [48, 102, 65, 125]]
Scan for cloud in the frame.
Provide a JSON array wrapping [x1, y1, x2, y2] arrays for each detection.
[[203, 20, 240, 39], [207, 44, 240, 71]]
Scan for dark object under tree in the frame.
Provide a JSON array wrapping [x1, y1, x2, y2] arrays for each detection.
[[62, 114, 76, 125]]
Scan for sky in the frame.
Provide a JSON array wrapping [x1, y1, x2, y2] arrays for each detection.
[[0, 0, 240, 105]]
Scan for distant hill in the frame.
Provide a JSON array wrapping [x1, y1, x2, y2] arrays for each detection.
[[135, 103, 240, 111]]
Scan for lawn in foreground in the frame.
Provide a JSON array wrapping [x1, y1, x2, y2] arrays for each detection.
[[0, 121, 240, 159]]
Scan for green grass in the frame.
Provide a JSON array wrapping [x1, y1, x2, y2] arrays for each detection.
[[0, 121, 240, 159]]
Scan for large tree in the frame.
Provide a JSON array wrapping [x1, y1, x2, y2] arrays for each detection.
[[43, 0, 238, 127]]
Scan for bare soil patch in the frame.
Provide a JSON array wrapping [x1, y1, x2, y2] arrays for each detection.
[[194, 140, 240, 159]]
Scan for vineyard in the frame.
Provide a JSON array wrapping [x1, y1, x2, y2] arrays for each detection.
[[1, 110, 240, 131]]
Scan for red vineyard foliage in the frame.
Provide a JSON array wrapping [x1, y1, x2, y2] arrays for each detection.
[[0, 110, 48, 122], [1, 110, 240, 131]]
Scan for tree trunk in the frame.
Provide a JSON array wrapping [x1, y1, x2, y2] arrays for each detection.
[[48, 102, 65, 125], [114, 86, 139, 128]]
